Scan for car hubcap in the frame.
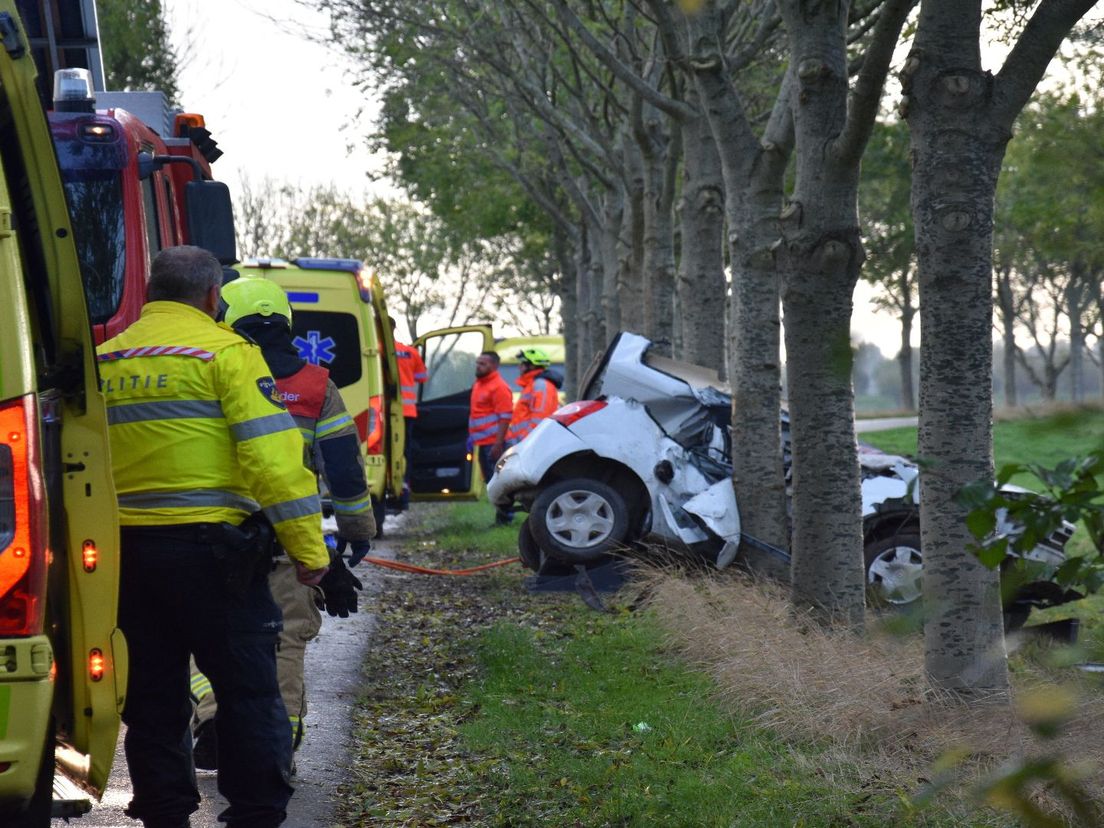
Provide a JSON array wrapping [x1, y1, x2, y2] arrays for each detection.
[[545, 490, 615, 548], [868, 544, 923, 604]]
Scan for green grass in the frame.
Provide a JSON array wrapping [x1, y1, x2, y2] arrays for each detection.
[[413, 498, 522, 557], [458, 607, 987, 827], [861, 407, 1104, 479]]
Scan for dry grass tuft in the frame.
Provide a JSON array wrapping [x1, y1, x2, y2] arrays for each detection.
[[637, 566, 1104, 813]]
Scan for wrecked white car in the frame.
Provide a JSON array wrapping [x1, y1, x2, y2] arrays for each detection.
[[488, 332, 1074, 607]]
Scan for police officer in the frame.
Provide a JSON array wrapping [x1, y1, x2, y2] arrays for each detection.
[[98, 246, 329, 828], [189, 275, 375, 769], [505, 347, 560, 445]]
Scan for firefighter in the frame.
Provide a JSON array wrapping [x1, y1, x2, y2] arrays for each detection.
[[470, 350, 514, 525], [190, 275, 376, 771], [505, 347, 560, 445], [97, 246, 329, 828]]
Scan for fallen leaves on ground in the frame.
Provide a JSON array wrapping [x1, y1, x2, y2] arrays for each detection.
[[333, 506, 573, 827]]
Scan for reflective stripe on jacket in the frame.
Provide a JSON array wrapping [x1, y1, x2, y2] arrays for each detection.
[[309, 379, 377, 540], [394, 341, 428, 417], [96, 301, 329, 570], [506, 370, 559, 444], [468, 370, 513, 446]]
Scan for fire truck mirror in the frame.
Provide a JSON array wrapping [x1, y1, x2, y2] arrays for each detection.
[[137, 151, 163, 180], [186, 180, 237, 265]]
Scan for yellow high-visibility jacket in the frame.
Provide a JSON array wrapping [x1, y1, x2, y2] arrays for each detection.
[[96, 301, 329, 570]]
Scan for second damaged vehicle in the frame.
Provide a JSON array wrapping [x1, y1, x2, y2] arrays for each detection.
[[488, 332, 1075, 610]]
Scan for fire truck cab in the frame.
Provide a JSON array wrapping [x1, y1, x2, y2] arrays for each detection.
[[47, 69, 235, 344]]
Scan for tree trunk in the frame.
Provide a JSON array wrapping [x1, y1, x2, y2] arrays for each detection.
[[574, 219, 602, 381], [898, 305, 915, 411], [676, 96, 726, 374], [995, 266, 1018, 408], [1066, 264, 1086, 402], [621, 139, 646, 335], [686, 8, 791, 574], [600, 185, 625, 343], [553, 224, 580, 399], [639, 104, 677, 355], [777, 1, 866, 627], [904, 4, 1007, 694]]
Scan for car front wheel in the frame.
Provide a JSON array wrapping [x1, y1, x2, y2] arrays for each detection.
[[864, 533, 923, 606], [530, 478, 629, 565]]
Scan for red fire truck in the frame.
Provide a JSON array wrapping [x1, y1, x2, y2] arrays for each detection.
[[47, 68, 235, 343]]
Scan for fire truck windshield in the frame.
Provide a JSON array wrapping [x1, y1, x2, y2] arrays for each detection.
[[51, 119, 129, 325], [61, 174, 126, 325]]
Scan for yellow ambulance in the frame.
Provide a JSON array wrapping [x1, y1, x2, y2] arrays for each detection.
[[0, 7, 124, 822], [232, 259, 405, 533]]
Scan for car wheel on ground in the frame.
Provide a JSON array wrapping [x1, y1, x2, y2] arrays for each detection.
[[517, 517, 542, 571], [529, 477, 629, 565], [864, 532, 923, 606]]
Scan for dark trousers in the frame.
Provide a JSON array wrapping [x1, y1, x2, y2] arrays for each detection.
[[477, 444, 514, 524], [118, 526, 293, 828]]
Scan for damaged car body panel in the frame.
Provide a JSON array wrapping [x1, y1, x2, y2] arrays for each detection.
[[491, 332, 1076, 612]]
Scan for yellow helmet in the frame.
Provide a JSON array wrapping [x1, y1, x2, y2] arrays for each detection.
[[517, 347, 551, 368], [221, 276, 292, 328]]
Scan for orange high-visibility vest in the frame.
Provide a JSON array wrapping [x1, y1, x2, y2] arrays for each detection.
[[394, 341, 427, 417], [468, 370, 513, 446], [506, 369, 559, 444]]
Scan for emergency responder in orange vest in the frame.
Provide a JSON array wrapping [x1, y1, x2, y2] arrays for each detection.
[[390, 316, 428, 422], [97, 246, 329, 828], [390, 316, 427, 507], [190, 275, 376, 772], [470, 351, 515, 525], [505, 347, 560, 445]]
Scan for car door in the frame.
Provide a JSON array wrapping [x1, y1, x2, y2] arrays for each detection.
[[409, 325, 494, 500]]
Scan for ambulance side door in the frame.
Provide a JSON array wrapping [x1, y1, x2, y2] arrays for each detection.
[[368, 273, 406, 497], [409, 325, 494, 501]]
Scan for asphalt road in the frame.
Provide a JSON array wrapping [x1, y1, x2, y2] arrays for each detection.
[[855, 416, 917, 433], [60, 530, 394, 828]]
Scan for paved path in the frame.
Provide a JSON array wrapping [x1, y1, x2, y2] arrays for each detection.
[[62, 529, 395, 828], [855, 416, 917, 433]]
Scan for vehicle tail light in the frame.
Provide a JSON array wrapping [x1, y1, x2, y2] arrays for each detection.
[[0, 395, 47, 637], [89, 649, 105, 681], [550, 400, 608, 428], [82, 539, 98, 572]]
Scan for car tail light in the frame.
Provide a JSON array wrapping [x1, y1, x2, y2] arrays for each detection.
[[550, 400, 608, 427], [0, 395, 48, 637]]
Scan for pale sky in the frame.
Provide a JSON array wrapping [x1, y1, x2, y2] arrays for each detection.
[[163, 0, 386, 192], [158, 0, 915, 358]]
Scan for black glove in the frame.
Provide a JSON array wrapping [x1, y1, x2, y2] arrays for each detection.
[[348, 539, 372, 566], [315, 554, 363, 618]]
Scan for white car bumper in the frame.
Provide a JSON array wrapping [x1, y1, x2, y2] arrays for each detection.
[[486, 419, 588, 508]]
